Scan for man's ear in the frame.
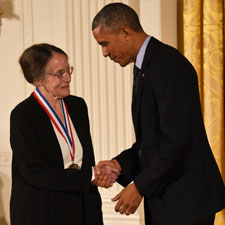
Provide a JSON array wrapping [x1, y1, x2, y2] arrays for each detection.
[[120, 26, 132, 41]]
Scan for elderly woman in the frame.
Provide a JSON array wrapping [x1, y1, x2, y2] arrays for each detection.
[[10, 44, 115, 225]]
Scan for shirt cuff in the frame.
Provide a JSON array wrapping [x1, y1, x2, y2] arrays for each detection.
[[91, 167, 95, 181]]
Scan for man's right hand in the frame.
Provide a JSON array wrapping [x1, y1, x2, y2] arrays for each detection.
[[92, 159, 121, 188]]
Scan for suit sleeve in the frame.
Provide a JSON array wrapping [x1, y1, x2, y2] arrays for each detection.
[[10, 99, 93, 193], [114, 143, 139, 187]]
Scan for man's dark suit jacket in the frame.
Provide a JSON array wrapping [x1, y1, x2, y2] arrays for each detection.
[[115, 37, 225, 225], [10, 94, 103, 225]]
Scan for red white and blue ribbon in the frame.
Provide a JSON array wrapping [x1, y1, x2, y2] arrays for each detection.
[[33, 88, 75, 162]]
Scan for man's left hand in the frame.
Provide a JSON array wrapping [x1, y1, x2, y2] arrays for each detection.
[[112, 183, 143, 215]]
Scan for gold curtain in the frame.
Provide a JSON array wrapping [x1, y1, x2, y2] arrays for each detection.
[[0, 8, 3, 26], [183, 0, 225, 224]]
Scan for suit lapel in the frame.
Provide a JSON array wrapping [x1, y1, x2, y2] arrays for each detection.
[[30, 94, 65, 168], [133, 37, 156, 131]]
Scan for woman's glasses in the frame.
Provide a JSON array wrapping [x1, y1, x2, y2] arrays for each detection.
[[46, 65, 73, 79]]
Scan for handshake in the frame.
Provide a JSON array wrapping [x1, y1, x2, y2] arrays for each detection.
[[92, 159, 121, 188], [92, 159, 143, 216]]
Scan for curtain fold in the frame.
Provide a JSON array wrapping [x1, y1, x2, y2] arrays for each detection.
[[183, 0, 225, 224]]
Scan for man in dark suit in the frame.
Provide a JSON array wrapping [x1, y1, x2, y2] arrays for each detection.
[[92, 3, 225, 225]]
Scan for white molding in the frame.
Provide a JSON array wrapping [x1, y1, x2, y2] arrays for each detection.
[[20, 0, 35, 97], [0, 152, 12, 167]]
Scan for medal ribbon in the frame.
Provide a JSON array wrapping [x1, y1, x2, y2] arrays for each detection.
[[33, 88, 75, 162]]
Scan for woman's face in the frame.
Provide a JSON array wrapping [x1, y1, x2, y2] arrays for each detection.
[[39, 53, 72, 99]]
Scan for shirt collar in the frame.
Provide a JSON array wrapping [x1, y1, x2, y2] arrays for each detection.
[[135, 35, 151, 70]]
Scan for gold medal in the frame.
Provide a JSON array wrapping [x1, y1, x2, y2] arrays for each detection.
[[68, 163, 80, 170]]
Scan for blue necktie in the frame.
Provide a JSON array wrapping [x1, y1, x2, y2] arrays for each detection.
[[133, 65, 140, 98]]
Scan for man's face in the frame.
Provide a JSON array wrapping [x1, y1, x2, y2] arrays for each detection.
[[93, 26, 134, 67]]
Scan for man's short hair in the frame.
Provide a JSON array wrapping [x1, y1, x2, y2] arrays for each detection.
[[92, 3, 143, 33]]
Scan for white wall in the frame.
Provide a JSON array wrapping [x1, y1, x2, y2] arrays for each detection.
[[0, 0, 177, 224]]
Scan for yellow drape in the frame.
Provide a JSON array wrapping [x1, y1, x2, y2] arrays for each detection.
[[183, 0, 225, 224], [0, 8, 3, 26]]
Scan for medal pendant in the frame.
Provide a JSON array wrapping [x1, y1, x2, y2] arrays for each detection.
[[68, 163, 80, 170]]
